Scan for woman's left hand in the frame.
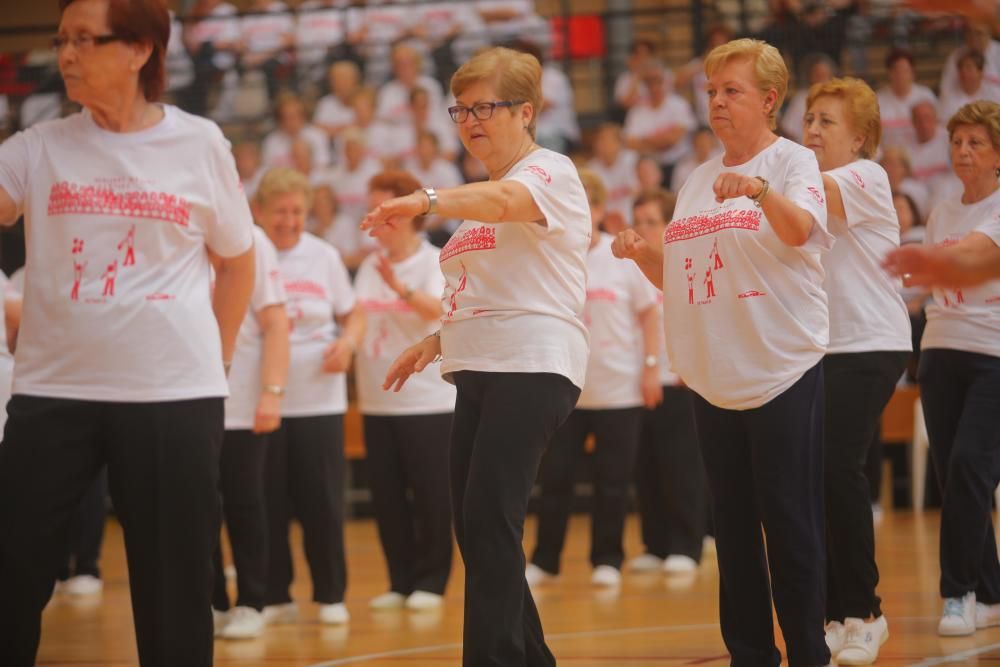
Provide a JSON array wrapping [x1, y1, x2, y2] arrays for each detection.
[[641, 366, 663, 409], [360, 192, 426, 237], [253, 392, 282, 434], [713, 173, 763, 204], [322, 338, 355, 373], [375, 254, 402, 293]]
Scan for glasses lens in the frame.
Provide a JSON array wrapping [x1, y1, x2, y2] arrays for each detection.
[[448, 106, 467, 123], [472, 103, 495, 121]]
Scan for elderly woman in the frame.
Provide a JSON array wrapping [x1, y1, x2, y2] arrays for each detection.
[[355, 170, 456, 612], [907, 101, 1000, 637], [362, 47, 590, 667], [803, 77, 912, 664], [255, 167, 364, 627], [876, 49, 938, 152], [613, 39, 833, 667], [0, 0, 255, 664]]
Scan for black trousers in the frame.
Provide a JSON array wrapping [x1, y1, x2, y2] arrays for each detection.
[[364, 412, 454, 596], [58, 466, 108, 580], [693, 363, 829, 667], [265, 414, 347, 605], [0, 395, 223, 667], [451, 371, 579, 667], [213, 429, 270, 611], [531, 407, 642, 573], [823, 351, 908, 622], [635, 386, 707, 561], [920, 348, 1000, 602]]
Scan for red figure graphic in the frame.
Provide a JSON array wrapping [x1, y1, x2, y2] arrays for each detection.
[[101, 260, 118, 297], [955, 289, 965, 305], [72, 238, 85, 255], [704, 267, 716, 299], [71, 259, 87, 301], [372, 320, 389, 359], [287, 302, 304, 331], [448, 262, 468, 319], [118, 224, 136, 266], [685, 257, 696, 305], [709, 238, 725, 270]]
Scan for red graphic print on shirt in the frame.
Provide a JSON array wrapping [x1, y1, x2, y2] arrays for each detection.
[[665, 209, 761, 244], [440, 226, 497, 262], [101, 260, 118, 297], [118, 224, 137, 266], [710, 238, 724, 270], [807, 186, 825, 205], [371, 320, 390, 359], [447, 262, 468, 319], [71, 258, 87, 302], [525, 165, 552, 185], [685, 257, 696, 305], [849, 169, 865, 190], [47, 180, 193, 226]]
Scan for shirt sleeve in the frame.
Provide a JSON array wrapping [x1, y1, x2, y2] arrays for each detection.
[[827, 161, 895, 231], [781, 145, 833, 253], [0, 129, 35, 214], [251, 232, 287, 312], [975, 210, 1000, 247], [506, 151, 590, 237], [205, 128, 255, 258], [326, 245, 357, 317]]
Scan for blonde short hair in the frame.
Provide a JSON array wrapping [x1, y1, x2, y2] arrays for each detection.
[[704, 38, 788, 130], [255, 167, 313, 209], [806, 77, 882, 159], [947, 100, 1000, 154], [451, 47, 543, 139], [577, 168, 608, 206]]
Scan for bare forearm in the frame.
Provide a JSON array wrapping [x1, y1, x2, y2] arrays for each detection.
[[436, 181, 539, 224], [946, 236, 1000, 283], [213, 249, 255, 363], [638, 305, 660, 357], [407, 291, 443, 321], [635, 246, 664, 289], [259, 308, 289, 388], [338, 308, 365, 349], [760, 191, 814, 247]]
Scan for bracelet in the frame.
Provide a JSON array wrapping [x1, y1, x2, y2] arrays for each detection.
[[749, 176, 770, 207], [262, 384, 285, 396], [421, 187, 438, 216]]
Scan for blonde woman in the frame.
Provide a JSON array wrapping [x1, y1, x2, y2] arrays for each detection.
[[803, 77, 911, 664], [613, 39, 833, 666], [363, 47, 590, 667]]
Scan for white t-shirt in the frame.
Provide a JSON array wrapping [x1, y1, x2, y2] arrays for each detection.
[[241, 2, 294, 57], [876, 85, 938, 152], [587, 150, 639, 227], [662, 138, 832, 410], [261, 125, 331, 171], [439, 148, 591, 389], [613, 71, 649, 108], [940, 40, 1000, 101], [277, 232, 356, 416], [354, 241, 455, 415], [0, 105, 254, 402], [313, 157, 382, 229], [939, 80, 1000, 124], [821, 160, 911, 353], [225, 227, 287, 430], [577, 234, 658, 409], [623, 94, 696, 167], [652, 292, 681, 387], [921, 188, 1000, 359], [187, 3, 241, 70], [376, 77, 445, 127], [538, 65, 581, 143], [909, 126, 952, 187], [295, 0, 350, 68], [313, 94, 356, 131]]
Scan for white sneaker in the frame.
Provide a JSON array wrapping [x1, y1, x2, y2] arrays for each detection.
[[213, 609, 229, 638], [591, 565, 622, 587], [825, 620, 846, 656], [318, 602, 350, 625], [938, 592, 976, 636], [525, 563, 557, 587], [369, 591, 406, 610], [405, 591, 443, 611], [662, 555, 698, 574], [977, 601, 1000, 629], [261, 602, 298, 625], [61, 575, 103, 596], [627, 554, 664, 572], [220, 606, 264, 639], [837, 616, 888, 665]]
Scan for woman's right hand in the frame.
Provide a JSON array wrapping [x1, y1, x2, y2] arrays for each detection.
[[611, 228, 649, 261], [383, 334, 441, 392]]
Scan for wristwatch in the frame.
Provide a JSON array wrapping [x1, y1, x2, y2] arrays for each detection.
[[644, 355, 658, 369], [262, 384, 285, 396], [748, 176, 770, 207], [421, 187, 438, 216]]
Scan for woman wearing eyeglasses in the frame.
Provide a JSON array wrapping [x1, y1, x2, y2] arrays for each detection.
[[0, 1, 255, 665], [362, 47, 590, 667]]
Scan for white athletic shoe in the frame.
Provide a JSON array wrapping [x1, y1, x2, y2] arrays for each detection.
[[318, 602, 350, 625], [61, 575, 103, 596], [220, 606, 264, 639], [938, 592, 976, 636], [662, 555, 698, 574], [406, 591, 444, 611], [977, 601, 1000, 629], [525, 563, 557, 587], [591, 565, 622, 587], [825, 620, 846, 656], [627, 554, 664, 572], [837, 616, 888, 665], [369, 591, 406, 610], [213, 609, 229, 638], [261, 602, 299, 625]]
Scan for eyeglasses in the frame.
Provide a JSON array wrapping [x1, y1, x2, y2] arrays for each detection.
[[51, 34, 126, 53], [448, 100, 526, 124]]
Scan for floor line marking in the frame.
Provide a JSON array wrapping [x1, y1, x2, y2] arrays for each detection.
[[906, 641, 1000, 667]]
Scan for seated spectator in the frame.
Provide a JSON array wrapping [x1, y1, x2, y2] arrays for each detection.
[[262, 93, 331, 171], [342, 87, 404, 167], [881, 146, 929, 223], [376, 43, 445, 128], [313, 60, 361, 141], [183, 0, 241, 117], [476, 0, 548, 47], [290, 138, 316, 180], [238, 0, 295, 104], [635, 155, 664, 192], [309, 182, 359, 258], [909, 102, 951, 187], [233, 141, 265, 201], [939, 21, 1000, 101], [404, 130, 464, 245], [394, 87, 460, 164], [587, 124, 639, 230], [353, 1, 411, 86], [295, 0, 353, 89], [780, 52, 837, 143], [670, 126, 721, 192], [623, 62, 696, 187], [614, 39, 657, 112], [940, 49, 1000, 123], [676, 25, 733, 127], [877, 48, 938, 151]]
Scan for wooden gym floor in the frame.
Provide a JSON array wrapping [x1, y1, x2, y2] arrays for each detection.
[[37, 510, 1000, 666]]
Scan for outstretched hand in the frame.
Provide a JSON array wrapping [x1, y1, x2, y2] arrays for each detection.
[[611, 228, 649, 261], [383, 334, 442, 392], [360, 192, 427, 238], [882, 244, 960, 288]]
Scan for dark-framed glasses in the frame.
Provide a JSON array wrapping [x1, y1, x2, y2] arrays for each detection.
[[51, 34, 126, 53], [448, 100, 526, 124]]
